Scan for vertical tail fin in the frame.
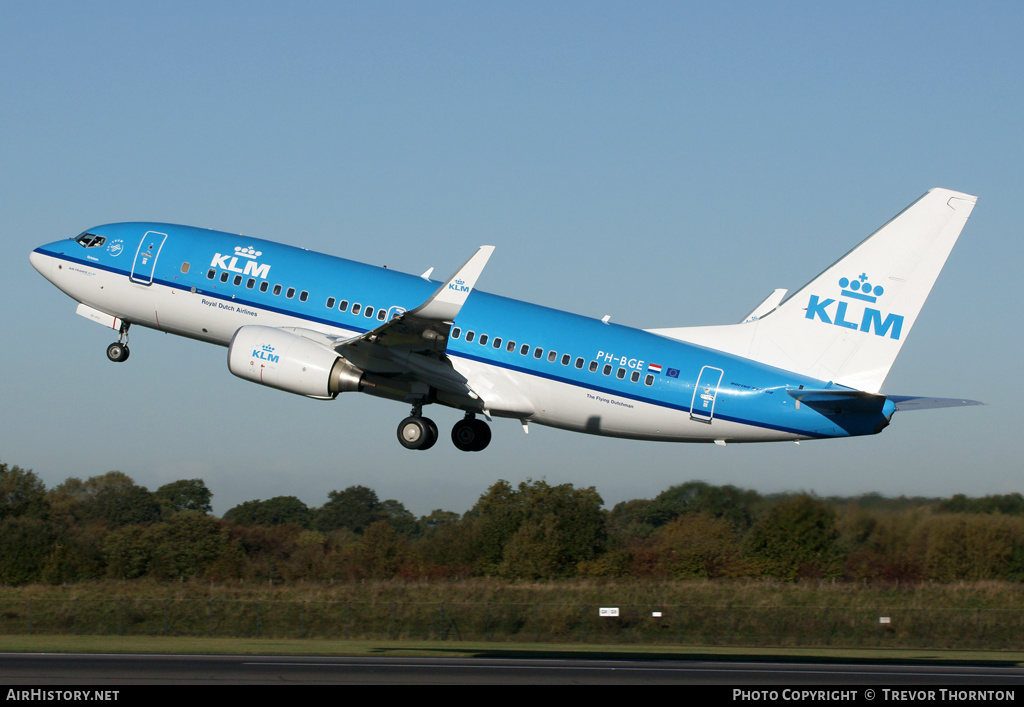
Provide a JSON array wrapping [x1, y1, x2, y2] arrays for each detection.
[[649, 188, 977, 392]]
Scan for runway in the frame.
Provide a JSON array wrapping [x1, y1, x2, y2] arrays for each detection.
[[3, 653, 1024, 686]]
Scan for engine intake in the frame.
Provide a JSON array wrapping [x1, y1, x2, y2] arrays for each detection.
[[228, 325, 365, 399]]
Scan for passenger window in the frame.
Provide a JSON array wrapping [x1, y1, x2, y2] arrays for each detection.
[[339, 300, 348, 312], [589, 361, 598, 373], [645, 374, 654, 386], [466, 331, 475, 342], [181, 263, 190, 274], [352, 303, 361, 315], [575, 357, 584, 369], [220, 272, 230, 283], [547, 351, 557, 363], [452, 328, 461, 339], [493, 337, 502, 349], [479, 334, 488, 346], [520, 344, 529, 356], [631, 370, 640, 383], [507, 341, 516, 352], [207, 269, 216, 280], [364, 306, 373, 318], [326, 297, 336, 309], [617, 368, 626, 379], [534, 347, 543, 359], [286, 287, 295, 299], [299, 291, 308, 302], [233, 275, 242, 286], [260, 281, 269, 293], [246, 278, 255, 289], [273, 284, 282, 296], [378, 309, 387, 321], [561, 354, 570, 366], [603, 364, 612, 376]]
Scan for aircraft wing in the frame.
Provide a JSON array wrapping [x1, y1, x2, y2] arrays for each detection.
[[317, 246, 504, 409]]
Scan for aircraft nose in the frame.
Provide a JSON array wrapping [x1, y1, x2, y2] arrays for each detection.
[[29, 248, 52, 279]]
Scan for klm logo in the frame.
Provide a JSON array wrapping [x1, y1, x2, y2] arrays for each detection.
[[448, 278, 470, 293], [805, 274, 905, 340], [211, 246, 272, 279], [252, 344, 279, 363]]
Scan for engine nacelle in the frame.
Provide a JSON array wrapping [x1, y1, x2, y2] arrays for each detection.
[[228, 325, 365, 399]]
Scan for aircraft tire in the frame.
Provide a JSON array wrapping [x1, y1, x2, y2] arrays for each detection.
[[397, 416, 437, 450], [106, 342, 130, 363], [452, 418, 491, 452], [422, 418, 438, 450]]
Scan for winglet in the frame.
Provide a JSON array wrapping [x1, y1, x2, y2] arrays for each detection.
[[740, 288, 788, 323], [409, 246, 495, 321]]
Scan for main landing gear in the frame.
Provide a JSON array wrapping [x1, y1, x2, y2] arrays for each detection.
[[451, 414, 491, 452], [397, 408, 491, 452], [106, 323, 131, 363], [397, 413, 439, 451]]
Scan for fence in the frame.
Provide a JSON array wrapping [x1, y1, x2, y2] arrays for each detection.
[[1, 599, 1022, 649]]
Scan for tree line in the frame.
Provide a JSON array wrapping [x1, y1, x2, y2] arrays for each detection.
[[2, 458, 1023, 585]]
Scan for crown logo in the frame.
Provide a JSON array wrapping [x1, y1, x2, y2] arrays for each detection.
[[235, 246, 262, 259], [839, 274, 884, 303], [262, 344, 275, 353]]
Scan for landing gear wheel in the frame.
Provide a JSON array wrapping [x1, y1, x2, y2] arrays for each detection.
[[397, 416, 438, 450], [452, 417, 491, 452], [422, 418, 438, 450], [106, 342, 130, 363]]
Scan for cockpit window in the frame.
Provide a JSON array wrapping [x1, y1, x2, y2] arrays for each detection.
[[76, 233, 106, 248]]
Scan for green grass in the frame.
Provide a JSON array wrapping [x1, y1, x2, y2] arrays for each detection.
[[5, 579, 1024, 654]]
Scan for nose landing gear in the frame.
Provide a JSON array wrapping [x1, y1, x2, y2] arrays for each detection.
[[106, 342, 130, 363], [106, 323, 131, 363]]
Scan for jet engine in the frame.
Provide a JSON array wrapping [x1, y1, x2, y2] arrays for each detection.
[[227, 325, 365, 399]]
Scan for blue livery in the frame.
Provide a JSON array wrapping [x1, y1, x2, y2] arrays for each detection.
[[30, 188, 981, 451]]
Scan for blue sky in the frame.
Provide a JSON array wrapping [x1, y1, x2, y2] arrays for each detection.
[[3, 1, 1022, 517]]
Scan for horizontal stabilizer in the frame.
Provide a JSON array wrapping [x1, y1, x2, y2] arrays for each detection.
[[788, 389, 984, 414], [787, 388, 888, 414], [888, 395, 984, 411]]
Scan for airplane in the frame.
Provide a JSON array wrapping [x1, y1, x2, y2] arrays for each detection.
[[30, 188, 980, 452]]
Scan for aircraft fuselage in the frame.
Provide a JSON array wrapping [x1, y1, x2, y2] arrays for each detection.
[[30, 221, 894, 447]]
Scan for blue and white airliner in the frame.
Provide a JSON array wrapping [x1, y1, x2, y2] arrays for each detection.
[[30, 188, 980, 452]]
